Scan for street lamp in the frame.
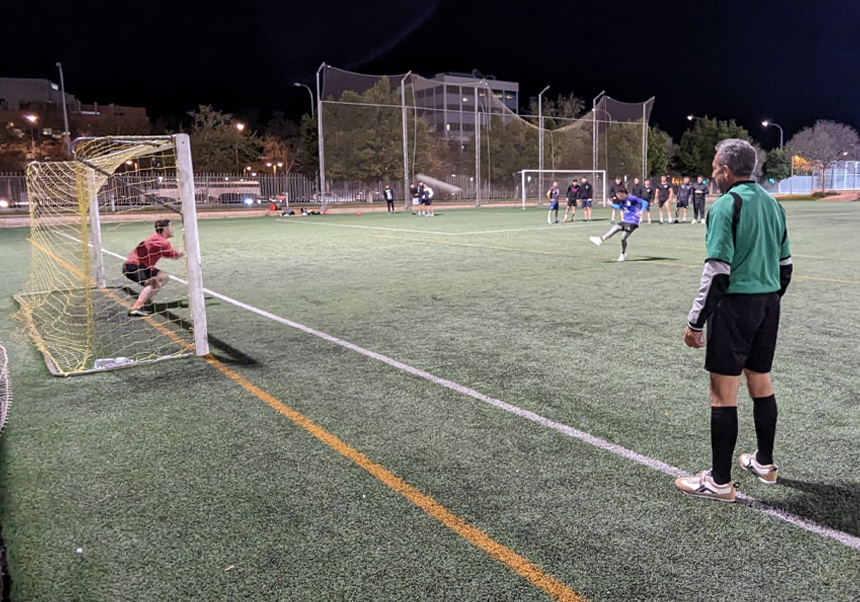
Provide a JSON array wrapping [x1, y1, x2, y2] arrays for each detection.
[[24, 114, 38, 155], [293, 83, 315, 117], [56, 62, 71, 157], [687, 114, 703, 122], [235, 122, 245, 131], [761, 120, 784, 149]]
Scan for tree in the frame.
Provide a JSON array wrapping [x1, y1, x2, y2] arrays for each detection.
[[186, 105, 261, 173], [527, 93, 586, 129], [299, 113, 318, 178], [675, 117, 751, 177], [647, 126, 672, 176], [762, 147, 792, 182], [258, 112, 303, 174], [787, 120, 860, 192]]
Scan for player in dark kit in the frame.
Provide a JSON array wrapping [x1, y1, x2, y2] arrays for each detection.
[[691, 176, 709, 223], [383, 184, 395, 213], [577, 177, 594, 222], [588, 186, 648, 262], [562, 179, 579, 223], [608, 176, 623, 224], [123, 219, 184, 317], [656, 175, 674, 224], [641, 178, 654, 224], [675, 176, 693, 223], [546, 180, 560, 224]]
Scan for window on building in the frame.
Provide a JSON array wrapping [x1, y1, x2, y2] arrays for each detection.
[[505, 91, 516, 100], [447, 104, 460, 111], [416, 89, 425, 99], [447, 85, 461, 96], [493, 90, 503, 98], [437, 123, 446, 133], [447, 123, 461, 131], [462, 123, 475, 132], [433, 86, 444, 96]]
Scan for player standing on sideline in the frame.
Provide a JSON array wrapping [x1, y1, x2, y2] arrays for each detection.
[[674, 139, 792, 503], [417, 181, 426, 216], [656, 175, 674, 224], [691, 175, 709, 223], [589, 186, 648, 261], [577, 176, 594, 222], [641, 178, 654, 224], [383, 184, 395, 213], [675, 176, 693, 223], [630, 177, 645, 199], [410, 183, 420, 215], [546, 180, 560, 224], [423, 184, 435, 217], [562, 179, 579, 223], [123, 219, 184, 317], [608, 176, 623, 223]]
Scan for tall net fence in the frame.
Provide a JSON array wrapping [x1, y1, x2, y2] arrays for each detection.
[[0, 344, 9, 436], [15, 136, 205, 376], [318, 65, 653, 206]]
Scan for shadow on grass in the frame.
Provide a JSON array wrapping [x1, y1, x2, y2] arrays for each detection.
[[602, 256, 677, 264], [773, 477, 860, 537], [120, 286, 256, 366]]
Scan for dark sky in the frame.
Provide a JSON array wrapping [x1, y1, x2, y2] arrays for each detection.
[[3, 0, 859, 146]]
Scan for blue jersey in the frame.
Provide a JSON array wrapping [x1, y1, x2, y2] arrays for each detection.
[[611, 195, 648, 225]]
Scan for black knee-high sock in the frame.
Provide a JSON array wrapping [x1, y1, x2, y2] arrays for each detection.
[[621, 233, 629, 254], [711, 406, 738, 485], [753, 395, 778, 465]]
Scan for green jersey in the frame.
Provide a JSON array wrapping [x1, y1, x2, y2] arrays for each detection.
[[705, 181, 790, 295]]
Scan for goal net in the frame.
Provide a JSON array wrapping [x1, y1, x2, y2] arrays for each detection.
[[519, 170, 606, 209], [15, 134, 209, 376]]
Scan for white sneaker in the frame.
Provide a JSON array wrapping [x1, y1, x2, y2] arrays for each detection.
[[738, 452, 778, 484], [691, 219, 697, 224], [616, 253, 626, 262], [683, 218, 687, 222], [659, 218, 664, 224], [589, 236, 603, 246], [668, 218, 673, 224], [674, 469, 737, 503]]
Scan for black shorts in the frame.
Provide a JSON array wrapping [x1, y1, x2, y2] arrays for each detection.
[[620, 222, 639, 233], [658, 198, 670, 207], [123, 262, 159, 285], [676, 199, 690, 208], [705, 293, 781, 376], [567, 198, 577, 207], [423, 198, 432, 206]]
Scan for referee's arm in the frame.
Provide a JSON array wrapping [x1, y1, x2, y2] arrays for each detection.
[[687, 201, 734, 331], [779, 222, 793, 297]]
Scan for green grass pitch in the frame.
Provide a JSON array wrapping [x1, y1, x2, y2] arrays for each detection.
[[0, 201, 858, 601]]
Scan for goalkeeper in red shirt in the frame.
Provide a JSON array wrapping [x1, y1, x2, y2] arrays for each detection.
[[122, 219, 184, 317]]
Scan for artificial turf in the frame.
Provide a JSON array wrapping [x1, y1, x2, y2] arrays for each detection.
[[0, 201, 858, 601]]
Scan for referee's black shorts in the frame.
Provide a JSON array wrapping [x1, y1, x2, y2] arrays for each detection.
[[705, 293, 781, 376]]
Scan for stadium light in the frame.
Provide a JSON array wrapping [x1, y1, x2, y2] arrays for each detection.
[[235, 122, 245, 132], [25, 114, 38, 123], [762, 120, 784, 149], [293, 82, 315, 117]]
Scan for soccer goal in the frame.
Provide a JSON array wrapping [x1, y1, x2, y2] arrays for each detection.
[[519, 170, 606, 210], [15, 134, 209, 376]]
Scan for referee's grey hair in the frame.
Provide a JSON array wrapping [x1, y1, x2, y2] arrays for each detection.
[[714, 138, 757, 178]]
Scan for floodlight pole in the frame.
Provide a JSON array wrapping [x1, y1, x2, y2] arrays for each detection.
[[316, 63, 326, 211], [592, 91, 605, 184], [762, 120, 784, 149], [293, 83, 315, 117], [642, 102, 648, 181], [400, 71, 412, 211], [56, 62, 71, 157], [538, 85, 550, 205], [474, 77, 487, 206]]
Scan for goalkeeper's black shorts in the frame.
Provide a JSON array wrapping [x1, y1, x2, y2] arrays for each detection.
[[123, 262, 160, 285]]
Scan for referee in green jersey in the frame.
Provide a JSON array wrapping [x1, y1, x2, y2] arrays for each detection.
[[675, 139, 793, 503]]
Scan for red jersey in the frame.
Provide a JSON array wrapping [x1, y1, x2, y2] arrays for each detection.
[[126, 233, 181, 268]]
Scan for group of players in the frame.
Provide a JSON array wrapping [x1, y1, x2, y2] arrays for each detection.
[[547, 175, 711, 226], [544, 174, 712, 263]]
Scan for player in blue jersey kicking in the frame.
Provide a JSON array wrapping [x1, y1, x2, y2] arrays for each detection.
[[589, 186, 648, 262]]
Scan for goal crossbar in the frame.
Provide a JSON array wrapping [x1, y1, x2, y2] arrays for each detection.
[[519, 169, 606, 210]]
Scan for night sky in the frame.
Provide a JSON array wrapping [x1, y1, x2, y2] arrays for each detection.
[[4, 0, 859, 145]]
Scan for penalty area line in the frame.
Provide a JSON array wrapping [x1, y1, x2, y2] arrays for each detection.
[[63, 231, 860, 552]]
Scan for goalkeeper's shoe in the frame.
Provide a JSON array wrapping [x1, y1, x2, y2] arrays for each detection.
[[128, 308, 147, 318], [738, 452, 778, 484], [589, 236, 603, 246], [674, 469, 736, 503]]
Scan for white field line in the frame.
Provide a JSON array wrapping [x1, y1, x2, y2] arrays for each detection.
[[787, 212, 860, 219], [277, 219, 458, 236], [62, 231, 860, 553]]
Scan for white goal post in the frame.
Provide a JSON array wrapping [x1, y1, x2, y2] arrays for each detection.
[[519, 169, 606, 210]]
